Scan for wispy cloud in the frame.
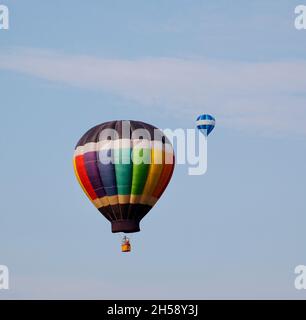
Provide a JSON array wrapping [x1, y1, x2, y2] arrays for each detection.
[[1, 48, 306, 136]]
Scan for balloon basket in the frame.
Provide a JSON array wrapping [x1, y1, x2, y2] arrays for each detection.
[[121, 244, 131, 253], [121, 236, 131, 253]]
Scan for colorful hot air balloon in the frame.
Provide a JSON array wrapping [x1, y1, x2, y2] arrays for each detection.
[[73, 120, 175, 251], [196, 114, 215, 136]]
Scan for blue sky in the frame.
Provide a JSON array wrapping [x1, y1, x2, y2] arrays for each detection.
[[0, 0, 306, 299]]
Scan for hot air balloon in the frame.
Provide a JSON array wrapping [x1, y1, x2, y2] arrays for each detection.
[[196, 114, 215, 136], [73, 120, 175, 252]]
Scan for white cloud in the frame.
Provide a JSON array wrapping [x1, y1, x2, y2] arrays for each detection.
[[1, 48, 306, 136]]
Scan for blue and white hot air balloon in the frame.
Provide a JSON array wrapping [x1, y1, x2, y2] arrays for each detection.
[[196, 114, 215, 136]]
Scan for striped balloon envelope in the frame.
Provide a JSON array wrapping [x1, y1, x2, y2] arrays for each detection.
[[73, 120, 175, 234], [196, 114, 216, 136]]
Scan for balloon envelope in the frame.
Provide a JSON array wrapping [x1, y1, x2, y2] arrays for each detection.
[[73, 120, 175, 233], [196, 114, 215, 136]]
